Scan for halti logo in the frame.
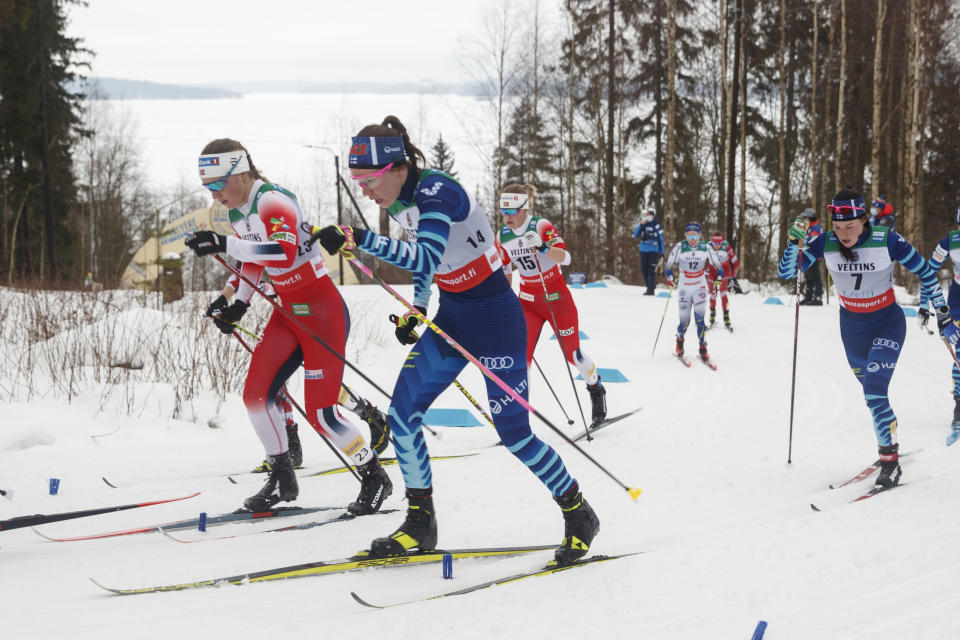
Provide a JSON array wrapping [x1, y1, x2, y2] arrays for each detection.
[[383, 145, 403, 154], [420, 182, 442, 196]]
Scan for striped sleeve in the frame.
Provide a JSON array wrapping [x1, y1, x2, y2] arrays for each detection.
[[889, 232, 946, 309], [357, 212, 450, 308], [778, 236, 821, 279], [920, 237, 950, 309]]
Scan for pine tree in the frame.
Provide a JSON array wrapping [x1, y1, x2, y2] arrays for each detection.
[[430, 134, 458, 178], [0, 0, 87, 282]]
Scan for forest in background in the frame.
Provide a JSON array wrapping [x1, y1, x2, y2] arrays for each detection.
[[2, 0, 959, 289]]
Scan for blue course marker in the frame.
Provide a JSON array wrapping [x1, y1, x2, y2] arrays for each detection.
[[585, 281, 607, 288], [902, 307, 918, 318], [575, 368, 629, 383], [422, 408, 483, 428], [751, 621, 768, 640], [764, 297, 784, 305], [657, 291, 670, 298]]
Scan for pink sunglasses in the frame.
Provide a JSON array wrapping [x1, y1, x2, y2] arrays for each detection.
[[351, 163, 394, 189]]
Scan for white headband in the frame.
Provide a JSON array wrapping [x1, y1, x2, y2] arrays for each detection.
[[499, 193, 528, 210], [198, 151, 250, 179]]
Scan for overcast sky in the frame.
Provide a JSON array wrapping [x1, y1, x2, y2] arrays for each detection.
[[66, 1, 563, 86]]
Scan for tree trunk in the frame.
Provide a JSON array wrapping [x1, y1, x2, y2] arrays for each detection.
[[736, 4, 747, 261], [903, 0, 921, 243], [665, 0, 677, 241], [834, 0, 847, 191], [810, 2, 820, 209], [777, 0, 789, 252], [605, 0, 616, 274], [869, 0, 887, 202], [718, 0, 728, 232], [821, 0, 837, 199], [725, 0, 741, 242]]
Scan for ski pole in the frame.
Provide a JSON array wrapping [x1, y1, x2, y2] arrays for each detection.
[[0, 493, 199, 532], [787, 259, 803, 464], [230, 331, 361, 482], [390, 315, 488, 432], [651, 286, 674, 356], [213, 255, 393, 401], [534, 259, 592, 440], [532, 356, 575, 425], [343, 251, 642, 501]]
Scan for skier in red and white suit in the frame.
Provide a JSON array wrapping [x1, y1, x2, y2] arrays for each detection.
[[706, 231, 739, 330], [494, 183, 607, 425], [185, 139, 390, 514]]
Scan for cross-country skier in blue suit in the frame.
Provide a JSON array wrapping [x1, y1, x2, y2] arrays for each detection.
[[779, 188, 960, 489], [918, 208, 960, 444], [316, 115, 598, 565]]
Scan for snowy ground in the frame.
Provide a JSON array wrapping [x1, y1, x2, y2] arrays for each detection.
[[3, 281, 960, 639]]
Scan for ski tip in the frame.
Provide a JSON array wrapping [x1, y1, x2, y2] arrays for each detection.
[[810, 503, 821, 512], [350, 591, 383, 609], [227, 476, 239, 485], [101, 477, 118, 489], [627, 487, 643, 501]]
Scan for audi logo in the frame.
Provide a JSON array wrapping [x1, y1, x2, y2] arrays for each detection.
[[479, 356, 515, 370]]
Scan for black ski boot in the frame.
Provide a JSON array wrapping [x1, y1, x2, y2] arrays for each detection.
[[244, 451, 298, 511], [359, 400, 391, 456], [587, 379, 607, 426], [675, 336, 684, 357], [252, 422, 302, 472], [554, 484, 600, 566], [723, 310, 732, 331], [699, 343, 710, 362], [875, 443, 902, 489], [368, 488, 437, 556], [286, 422, 303, 468], [709, 308, 716, 327], [348, 457, 393, 515]]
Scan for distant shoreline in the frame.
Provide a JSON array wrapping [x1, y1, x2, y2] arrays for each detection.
[[80, 77, 483, 100]]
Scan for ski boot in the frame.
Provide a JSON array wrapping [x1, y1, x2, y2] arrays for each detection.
[[723, 310, 732, 331], [244, 450, 299, 511], [347, 457, 393, 515], [253, 422, 302, 472], [698, 343, 710, 362], [359, 400, 391, 456], [709, 308, 716, 327], [949, 396, 960, 446], [554, 484, 600, 566], [368, 488, 437, 556], [587, 379, 607, 426], [675, 336, 684, 357], [875, 444, 902, 489]]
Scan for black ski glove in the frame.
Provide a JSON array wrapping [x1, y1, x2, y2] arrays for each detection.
[[206, 295, 229, 319], [313, 225, 358, 254], [210, 300, 249, 335], [185, 230, 228, 256], [918, 307, 930, 329], [393, 306, 426, 345]]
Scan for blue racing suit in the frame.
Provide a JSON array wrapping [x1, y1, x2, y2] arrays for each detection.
[[352, 168, 576, 497], [779, 226, 947, 447]]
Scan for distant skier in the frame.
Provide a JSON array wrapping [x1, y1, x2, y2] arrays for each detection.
[[798, 209, 824, 306], [633, 208, 665, 295], [706, 231, 739, 329], [870, 195, 896, 229], [918, 208, 960, 445], [494, 183, 607, 427], [315, 116, 599, 566], [779, 188, 959, 489], [185, 139, 391, 514], [665, 222, 723, 363]]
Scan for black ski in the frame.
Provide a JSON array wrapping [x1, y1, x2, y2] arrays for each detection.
[[573, 409, 643, 442], [159, 509, 400, 544], [33, 505, 338, 542], [90, 544, 558, 595], [0, 492, 200, 533], [351, 552, 641, 608]]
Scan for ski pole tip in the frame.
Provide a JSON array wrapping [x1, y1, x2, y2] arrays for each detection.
[[627, 487, 643, 501]]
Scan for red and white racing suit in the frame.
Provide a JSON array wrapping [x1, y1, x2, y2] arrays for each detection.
[[220, 180, 373, 465], [495, 215, 599, 385], [707, 240, 739, 312]]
